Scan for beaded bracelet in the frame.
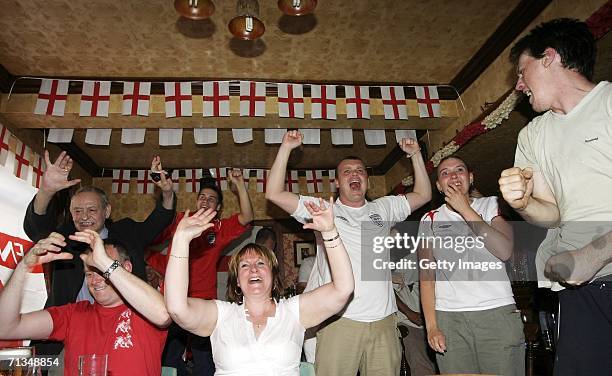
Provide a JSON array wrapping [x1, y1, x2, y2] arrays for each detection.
[[322, 233, 340, 242], [407, 148, 421, 158]]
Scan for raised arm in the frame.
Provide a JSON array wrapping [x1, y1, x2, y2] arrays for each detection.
[[164, 208, 219, 337], [0, 233, 73, 340], [70, 230, 171, 327], [228, 168, 254, 226], [499, 167, 560, 228], [299, 198, 354, 329], [33, 150, 81, 215], [265, 130, 302, 214], [399, 138, 431, 211], [151, 155, 175, 210], [418, 245, 446, 353]]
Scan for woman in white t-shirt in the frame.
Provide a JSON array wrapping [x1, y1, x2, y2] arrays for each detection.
[[418, 156, 524, 375], [164, 198, 354, 376]]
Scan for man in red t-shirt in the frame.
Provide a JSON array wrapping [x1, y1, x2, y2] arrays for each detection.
[[148, 168, 253, 375], [0, 229, 174, 376]]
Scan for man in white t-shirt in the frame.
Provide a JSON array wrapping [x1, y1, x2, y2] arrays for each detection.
[[266, 130, 431, 376], [499, 18, 612, 375]]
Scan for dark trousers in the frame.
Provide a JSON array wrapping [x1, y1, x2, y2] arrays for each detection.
[[554, 278, 612, 376], [162, 323, 215, 376]]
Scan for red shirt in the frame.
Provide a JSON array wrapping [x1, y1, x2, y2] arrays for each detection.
[[47, 302, 167, 376], [147, 212, 249, 299]]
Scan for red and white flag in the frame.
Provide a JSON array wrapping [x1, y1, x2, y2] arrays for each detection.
[[165, 82, 193, 118], [159, 129, 183, 146], [364, 130, 386, 145], [30, 153, 45, 189], [256, 169, 268, 193], [194, 128, 218, 145], [305, 170, 323, 193], [344, 85, 370, 119], [285, 170, 299, 193], [185, 169, 202, 193], [13, 140, 31, 181], [232, 129, 253, 144], [111, 169, 130, 194], [122, 82, 151, 116], [415, 86, 441, 118], [34, 79, 69, 116], [13, 140, 31, 180], [209, 167, 228, 191], [240, 81, 266, 117], [278, 83, 304, 118], [310, 85, 337, 120], [328, 170, 337, 193], [381, 86, 408, 120], [136, 170, 155, 194], [0, 124, 12, 167], [203, 81, 230, 117], [79, 81, 111, 117], [331, 129, 353, 145]]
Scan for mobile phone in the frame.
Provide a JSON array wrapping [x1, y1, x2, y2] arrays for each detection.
[[150, 171, 170, 182]]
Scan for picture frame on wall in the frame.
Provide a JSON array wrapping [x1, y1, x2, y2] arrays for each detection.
[[294, 241, 315, 267]]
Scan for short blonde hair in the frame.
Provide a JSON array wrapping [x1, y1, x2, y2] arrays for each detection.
[[226, 243, 284, 304]]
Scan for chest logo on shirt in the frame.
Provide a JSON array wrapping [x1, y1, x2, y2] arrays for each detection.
[[206, 231, 216, 245], [335, 215, 349, 223], [438, 224, 452, 229], [369, 213, 384, 227], [114, 309, 133, 350]]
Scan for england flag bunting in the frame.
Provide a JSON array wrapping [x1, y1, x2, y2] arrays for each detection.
[[256, 169, 268, 193], [344, 85, 370, 119], [209, 168, 228, 191], [381, 86, 408, 120], [122, 82, 151, 116], [239, 81, 266, 117], [310, 85, 337, 120], [415, 86, 441, 118], [285, 170, 299, 193], [112, 169, 130, 194], [328, 169, 337, 193], [34, 79, 69, 116], [79, 81, 111, 117], [164, 82, 192, 118], [203, 81, 230, 117], [305, 170, 323, 193], [278, 83, 304, 118], [0, 124, 12, 167], [136, 170, 155, 194], [30, 153, 45, 190], [185, 169, 202, 193], [47, 129, 74, 143], [13, 140, 30, 181]]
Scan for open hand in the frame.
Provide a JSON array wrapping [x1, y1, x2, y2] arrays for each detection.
[[303, 197, 335, 233], [40, 150, 81, 194], [175, 208, 217, 242]]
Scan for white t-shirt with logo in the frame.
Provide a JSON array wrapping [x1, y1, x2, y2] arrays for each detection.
[[293, 195, 411, 322], [418, 196, 515, 312]]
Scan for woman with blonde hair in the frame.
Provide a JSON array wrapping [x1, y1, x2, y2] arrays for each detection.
[[164, 198, 354, 375]]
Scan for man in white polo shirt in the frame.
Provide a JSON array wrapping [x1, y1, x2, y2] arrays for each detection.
[[266, 130, 431, 376]]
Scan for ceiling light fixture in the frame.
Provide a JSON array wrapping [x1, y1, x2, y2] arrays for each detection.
[[228, 0, 265, 40], [277, 0, 317, 16], [174, 0, 215, 20]]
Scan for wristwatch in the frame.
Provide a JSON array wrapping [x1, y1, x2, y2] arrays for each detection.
[[103, 260, 121, 279]]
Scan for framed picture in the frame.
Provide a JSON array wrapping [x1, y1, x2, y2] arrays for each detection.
[[294, 241, 315, 267]]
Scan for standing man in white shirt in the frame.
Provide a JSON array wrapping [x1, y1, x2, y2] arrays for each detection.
[[266, 130, 431, 375]]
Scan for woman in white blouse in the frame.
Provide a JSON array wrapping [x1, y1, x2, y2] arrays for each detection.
[[164, 198, 354, 375]]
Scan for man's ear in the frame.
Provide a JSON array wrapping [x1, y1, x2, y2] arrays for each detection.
[[122, 260, 133, 273], [542, 47, 557, 68], [105, 204, 112, 219]]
